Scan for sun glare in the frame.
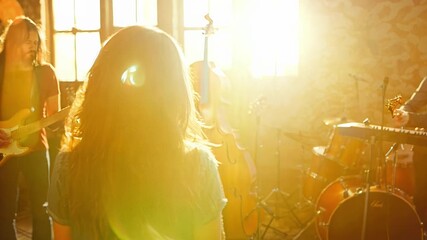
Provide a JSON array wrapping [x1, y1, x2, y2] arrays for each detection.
[[251, 0, 299, 78]]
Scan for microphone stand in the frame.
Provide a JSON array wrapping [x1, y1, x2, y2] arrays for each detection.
[[360, 77, 389, 240]]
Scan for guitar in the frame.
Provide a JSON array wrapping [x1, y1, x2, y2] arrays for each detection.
[[0, 106, 70, 166]]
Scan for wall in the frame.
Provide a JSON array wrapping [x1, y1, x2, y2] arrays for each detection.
[[232, 0, 427, 198]]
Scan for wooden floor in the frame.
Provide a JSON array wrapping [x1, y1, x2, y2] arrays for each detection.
[[16, 210, 32, 240], [15, 174, 426, 240], [14, 194, 319, 240]]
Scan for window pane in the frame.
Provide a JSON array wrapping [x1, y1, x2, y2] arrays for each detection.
[[113, 0, 137, 27], [184, 0, 231, 27], [184, 0, 232, 69], [184, 29, 231, 70], [137, 0, 157, 26], [251, 0, 299, 77], [206, 0, 232, 27], [113, 0, 157, 27], [184, 30, 205, 64], [75, 0, 100, 30], [54, 33, 76, 81], [52, 0, 75, 30], [183, 0, 208, 27], [76, 33, 101, 81]]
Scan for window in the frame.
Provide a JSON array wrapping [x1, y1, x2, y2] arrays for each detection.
[[52, 0, 101, 81], [50, 0, 299, 81], [112, 0, 157, 27], [182, 0, 299, 77], [250, 0, 299, 77], [51, 0, 157, 82], [182, 0, 232, 70]]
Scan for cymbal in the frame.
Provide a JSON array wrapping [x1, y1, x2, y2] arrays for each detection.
[[281, 131, 319, 142], [323, 116, 352, 126]]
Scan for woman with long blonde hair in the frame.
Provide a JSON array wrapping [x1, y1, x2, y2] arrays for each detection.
[[48, 25, 227, 240]]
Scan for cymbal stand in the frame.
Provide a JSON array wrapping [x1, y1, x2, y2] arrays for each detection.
[[361, 77, 389, 240], [247, 97, 287, 240], [360, 134, 376, 240], [258, 128, 305, 239]]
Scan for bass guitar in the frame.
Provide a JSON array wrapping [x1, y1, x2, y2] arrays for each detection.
[[0, 106, 70, 166]]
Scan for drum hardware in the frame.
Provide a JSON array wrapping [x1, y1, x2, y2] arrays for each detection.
[[256, 128, 307, 240], [291, 209, 322, 240], [384, 142, 399, 191], [360, 81, 392, 240], [322, 116, 352, 126], [249, 98, 292, 240]]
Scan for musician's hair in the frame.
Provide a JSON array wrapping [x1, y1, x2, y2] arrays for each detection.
[[0, 16, 44, 67], [61, 25, 205, 239]]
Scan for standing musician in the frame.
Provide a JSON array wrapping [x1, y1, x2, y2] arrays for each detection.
[[393, 77, 427, 236], [0, 16, 60, 239]]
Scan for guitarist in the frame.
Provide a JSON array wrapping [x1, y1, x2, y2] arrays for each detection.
[[394, 77, 427, 237], [0, 17, 60, 240]]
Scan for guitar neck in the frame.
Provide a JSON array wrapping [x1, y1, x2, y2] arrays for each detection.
[[11, 107, 70, 139]]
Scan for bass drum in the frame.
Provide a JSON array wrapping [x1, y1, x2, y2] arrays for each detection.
[[316, 176, 424, 240]]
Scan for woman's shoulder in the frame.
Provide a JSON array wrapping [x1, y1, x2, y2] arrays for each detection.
[[185, 141, 219, 170]]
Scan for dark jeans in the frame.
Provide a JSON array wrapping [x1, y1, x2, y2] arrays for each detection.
[[413, 147, 427, 231], [0, 150, 52, 240]]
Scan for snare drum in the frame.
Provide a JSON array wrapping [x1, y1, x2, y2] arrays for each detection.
[[316, 176, 423, 240]]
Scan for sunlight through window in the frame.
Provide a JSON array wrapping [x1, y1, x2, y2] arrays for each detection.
[[183, 0, 298, 78], [113, 0, 157, 27], [251, 0, 299, 78], [52, 0, 100, 81]]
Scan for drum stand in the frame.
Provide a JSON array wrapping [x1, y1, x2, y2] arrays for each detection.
[[257, 128, 307, 240], [360, 134, 377, 240], [360, 79, 388, 240], [248, 112, 301, 239]]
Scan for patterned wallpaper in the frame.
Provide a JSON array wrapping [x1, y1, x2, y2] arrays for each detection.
[[232, 0, 427, 195], [0, 0, 23, 33], [299, 0, 427, 127], [0, 0, 40, 34]]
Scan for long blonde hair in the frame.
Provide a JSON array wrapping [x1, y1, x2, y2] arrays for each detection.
[[62, 26, 205, 239]]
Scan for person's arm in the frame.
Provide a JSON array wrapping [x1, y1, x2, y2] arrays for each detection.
[[403, 77, 427, 113], [194, 215, 225, 240], [393, 77, 427, 128], [39, 64, 60, 117], [46, 94, 60, 117], [53, 222, 72, 240]]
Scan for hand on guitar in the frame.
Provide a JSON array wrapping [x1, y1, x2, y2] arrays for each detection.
[[386, 94, 408, 127], [0, 129, 11, 148], [393, 108, 409, 127]]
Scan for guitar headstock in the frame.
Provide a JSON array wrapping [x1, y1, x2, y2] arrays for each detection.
[[386, 94, 403, 117]]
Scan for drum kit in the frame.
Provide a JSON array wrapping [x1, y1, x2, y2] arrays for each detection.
[[298, 119, 424, 240]]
